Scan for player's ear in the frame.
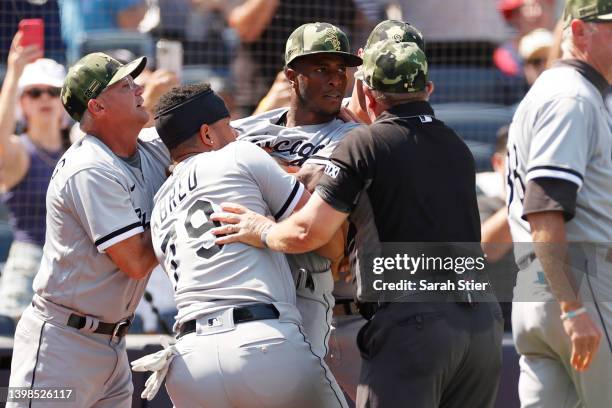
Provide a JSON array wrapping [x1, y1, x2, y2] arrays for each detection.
[[284, 66, 297, 87], [363, 85, 376, 110], [87, 98, 104, 117], [199, 124, 214, 148], [425, 81, 434, 98]]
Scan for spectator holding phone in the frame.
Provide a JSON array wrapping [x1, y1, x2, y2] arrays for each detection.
[[0, 31, 67, 320]]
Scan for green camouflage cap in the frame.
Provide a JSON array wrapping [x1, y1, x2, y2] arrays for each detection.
[[364, 20, 425, 52], [61, 52, 147, 121], [355, 40, 428, 94], [285, 22, 362, 67], [563, 0, 612, 27]]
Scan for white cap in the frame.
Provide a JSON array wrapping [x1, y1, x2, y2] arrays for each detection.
[[519, 28, 554, 60], [18, 58, 66, 92]]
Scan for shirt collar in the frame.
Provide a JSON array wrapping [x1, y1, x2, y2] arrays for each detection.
[[553, 59, 609, 97], [378, 100, 435, 122]]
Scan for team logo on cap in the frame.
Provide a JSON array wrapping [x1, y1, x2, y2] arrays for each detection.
[[323, 29, 341, 51], [84, 80, 102, 99]]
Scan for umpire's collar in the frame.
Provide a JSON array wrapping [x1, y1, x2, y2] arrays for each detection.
[[554, 59, 609, 98], [378, 100, 435, 122]]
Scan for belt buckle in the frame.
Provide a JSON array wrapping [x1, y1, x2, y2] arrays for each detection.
[[112, 319, 131, 339]]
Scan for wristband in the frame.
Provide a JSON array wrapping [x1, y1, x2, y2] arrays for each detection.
[[260, 225, 272, 249], [560, 307, 587, 321]]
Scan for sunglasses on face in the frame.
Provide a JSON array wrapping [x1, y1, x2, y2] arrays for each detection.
[[23, 87, 62, 99]]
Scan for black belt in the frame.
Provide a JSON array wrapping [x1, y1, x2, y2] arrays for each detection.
[[67, 314, 132, 338], [178, 303, 279, 339]]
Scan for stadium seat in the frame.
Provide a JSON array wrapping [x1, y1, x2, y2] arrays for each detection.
[[159, 311, 176, 334], [433, 103, 516, 172], [428, 66, 527, 105], [77, 30, 155, 65], [0, 315, 16, 336], [130, 314, 145, 334]]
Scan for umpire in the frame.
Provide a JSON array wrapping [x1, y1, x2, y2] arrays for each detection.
[[212, 40, 504, 407]]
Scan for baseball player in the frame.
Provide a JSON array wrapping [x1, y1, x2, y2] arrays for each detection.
[[231, 22, 362, 362], [506, 0, 612, 406], [133, 83, 347, 407], [7, 53, 170, 407]]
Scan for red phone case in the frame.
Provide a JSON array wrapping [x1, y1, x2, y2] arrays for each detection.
[[18, 19, 44, 54]]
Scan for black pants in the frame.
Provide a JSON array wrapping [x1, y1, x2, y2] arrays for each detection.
[[356, 301, 503, 408]]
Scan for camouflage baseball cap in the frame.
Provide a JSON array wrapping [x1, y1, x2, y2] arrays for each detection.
[[364, 20, 425, 52], [355, 40, 428, 94], [285, 22, 362, 67], [563, 0, 612, 27], [61, 52, 147, 121]]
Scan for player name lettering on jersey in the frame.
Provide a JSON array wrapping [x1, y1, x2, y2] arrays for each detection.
[[233, 107, 361, 167], [255, 139, 327, 166], [159, 166, 198, 223]]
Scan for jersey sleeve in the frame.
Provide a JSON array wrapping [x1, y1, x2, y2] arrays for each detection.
[[526, 96, 593, 189], [315, 126, 374, 213], [234, 141, 305, 220], [66, 168, 144, 253]]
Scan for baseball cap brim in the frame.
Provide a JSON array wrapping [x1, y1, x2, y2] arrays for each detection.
[[107, 56, 147, 88], [595, 12, 612, 21], [290, 51, 363, 67]]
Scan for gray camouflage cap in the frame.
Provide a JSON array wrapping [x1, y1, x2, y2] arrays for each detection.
[[61, 52, 147, 121], [355, 40, 428, 94], [563, 0, 612, 27], [365, 20, 425, 52], [285, 22, 362, 67]]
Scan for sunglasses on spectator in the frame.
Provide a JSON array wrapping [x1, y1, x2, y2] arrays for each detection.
[[23, 87, 62, 98]]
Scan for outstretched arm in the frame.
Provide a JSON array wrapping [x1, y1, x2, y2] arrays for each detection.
[[0, 32, 42, 190], [227, 0, 279, 43], [211, 192, 348, 254]]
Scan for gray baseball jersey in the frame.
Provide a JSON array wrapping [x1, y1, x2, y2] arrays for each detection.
[[150, 141, 305, 328], [33, 128, 170, 323], [507, 62, 612, 408], [507, 64, 612, 263], [232, 107, 360, 166]]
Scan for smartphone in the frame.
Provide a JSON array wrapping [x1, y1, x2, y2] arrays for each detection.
[[156, 40, 183, 77], [18, 19, 44, 54]]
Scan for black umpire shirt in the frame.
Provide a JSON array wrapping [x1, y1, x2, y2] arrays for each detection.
[[315, 100, 481, 302]]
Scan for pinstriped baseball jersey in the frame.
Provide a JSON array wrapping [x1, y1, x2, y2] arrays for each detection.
[[150, 141, 305, 328], [506, 65, 612, 246], [33, 129, 170, 322], [232, 107, 360, 166]]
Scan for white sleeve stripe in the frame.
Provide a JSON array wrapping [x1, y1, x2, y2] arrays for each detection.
[[527, 165, 583, 180], [275, 181, 305, 221], [526, 169, 583, 188], [96, 224, 144, 253]]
